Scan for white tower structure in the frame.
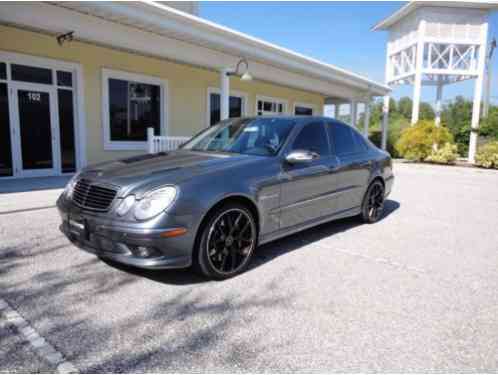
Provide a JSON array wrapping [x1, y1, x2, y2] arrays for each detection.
[[373, 1, 497, 162]]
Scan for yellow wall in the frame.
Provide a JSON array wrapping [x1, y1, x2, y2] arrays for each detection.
[[0, 25, 324, 165]]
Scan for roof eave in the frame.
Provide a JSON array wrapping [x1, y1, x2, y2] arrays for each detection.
[[135, 1, 390, 95]]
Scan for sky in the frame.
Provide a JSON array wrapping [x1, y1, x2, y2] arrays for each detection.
[[200, 1, 498, 107]]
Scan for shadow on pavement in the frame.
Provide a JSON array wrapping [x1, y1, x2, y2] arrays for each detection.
[[104, 199, 400, 284]]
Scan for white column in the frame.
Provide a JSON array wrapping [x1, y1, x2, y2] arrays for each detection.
[[334, 103, 340, 119], [469, 22, 489, 163], [220, 68, 230, 121], [411, 21, 426, 125], [363, 99, 371, 138], [350, 99, 357, 128], [382, 95, 390, 150], [435, 81, 443, 127], [483, 62, 492, 118]]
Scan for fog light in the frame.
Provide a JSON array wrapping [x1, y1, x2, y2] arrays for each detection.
[[136, 246, 151, 257]]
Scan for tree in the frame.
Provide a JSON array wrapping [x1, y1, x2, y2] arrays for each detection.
[[398, 97, 412, 119], [441, 96, 472, 155], [419, 102, 435, 120]]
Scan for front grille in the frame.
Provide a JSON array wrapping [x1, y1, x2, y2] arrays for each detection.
[[72, 179, 118, 212]]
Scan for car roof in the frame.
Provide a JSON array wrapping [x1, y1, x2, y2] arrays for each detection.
[[240, 115, 336, 123]]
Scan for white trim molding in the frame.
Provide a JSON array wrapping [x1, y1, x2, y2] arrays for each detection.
[[255, 95, 288, 116], [206, 87, 248, 127], [0, 50, 87, 174], [293, 102, 316, 116], [101, 68, 169, 151]]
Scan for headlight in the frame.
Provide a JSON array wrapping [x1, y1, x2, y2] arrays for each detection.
[[115, 195, 136, 217], [134, 186, 177, 221], [64, 175, 78, 199]]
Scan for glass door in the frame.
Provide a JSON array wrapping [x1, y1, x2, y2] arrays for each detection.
[[10, 83, 59, 177], [0, 82, 13, 177]]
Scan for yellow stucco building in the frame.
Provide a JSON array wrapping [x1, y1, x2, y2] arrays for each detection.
[[0, 1, 389, 179]]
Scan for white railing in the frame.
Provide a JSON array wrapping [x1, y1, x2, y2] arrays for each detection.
[[147, 128, 190, 154]]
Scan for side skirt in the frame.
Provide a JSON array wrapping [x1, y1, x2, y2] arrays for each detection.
[[258, 206, 361, 246]]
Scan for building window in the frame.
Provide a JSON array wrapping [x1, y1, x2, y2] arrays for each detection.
[[256, 96, 287, 116], [294, 103, 315, 116], [11, 64, 53, 85], [102, 69, 166, 150], [56, 71, 73, 87], [208, 89, 246, 126], [0, 62, 6, 80]]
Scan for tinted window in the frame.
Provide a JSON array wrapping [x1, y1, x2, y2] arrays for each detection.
[[0, 62, 6, 80], [108, 78, 161, 141], [57, 71, 73, 87], [0, 83, 13, 176], [209, 93, 243, 126], [11, 64, 52, 85], [58, 89, 76, 173], [329, 122, 356, 156], [295, 106, 313, 116], [292, 122, 329, 156], [351, 129, 368, 153]]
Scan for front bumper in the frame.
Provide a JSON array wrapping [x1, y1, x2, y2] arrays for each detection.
[[57, 196, 193, 269]]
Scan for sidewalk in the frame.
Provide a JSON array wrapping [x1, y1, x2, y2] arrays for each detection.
[[0, 176, 70, 214]]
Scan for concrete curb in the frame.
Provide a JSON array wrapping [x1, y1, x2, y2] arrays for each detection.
[[0, 298, 79, 374]]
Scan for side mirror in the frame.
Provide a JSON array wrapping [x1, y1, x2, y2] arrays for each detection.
[[285, 150, 318, 165]]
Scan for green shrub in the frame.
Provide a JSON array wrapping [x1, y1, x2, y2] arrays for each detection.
[[425, 143, 458, 164], [395, 120, 454, 161], [368, 116, 410, 157], [475, 141, 498, 169]]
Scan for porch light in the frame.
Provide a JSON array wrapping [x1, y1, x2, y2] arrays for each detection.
[[227, 58, 252, 81]]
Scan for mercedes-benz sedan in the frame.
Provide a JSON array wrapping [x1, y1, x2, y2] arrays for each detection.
[[57, 117, 394, 279]]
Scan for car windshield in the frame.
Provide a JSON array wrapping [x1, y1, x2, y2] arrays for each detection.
[[181, 118, 295, 156]]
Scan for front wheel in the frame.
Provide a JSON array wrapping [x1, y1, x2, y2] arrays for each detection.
[[360, 180, 385, 223], [194, 203, 257, 280]]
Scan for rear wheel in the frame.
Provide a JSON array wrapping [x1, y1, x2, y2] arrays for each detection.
[[194, 203, 257, 280], [360, 180, 385, 223]]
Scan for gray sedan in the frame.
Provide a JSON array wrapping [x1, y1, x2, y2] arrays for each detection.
[[57, 116, 394, 279]]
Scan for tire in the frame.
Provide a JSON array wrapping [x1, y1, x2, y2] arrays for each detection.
[[193, 203, 257, 280], [360, 180, 385, 224]]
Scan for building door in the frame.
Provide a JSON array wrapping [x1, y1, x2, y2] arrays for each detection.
[[10, 83, 59, 177], [0, 81, 14, 177], [0, 52, 81, 179]]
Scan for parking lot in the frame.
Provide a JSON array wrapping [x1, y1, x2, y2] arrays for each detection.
[[1, 162, 498, 372]]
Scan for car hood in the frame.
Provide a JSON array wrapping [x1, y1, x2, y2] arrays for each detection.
[[80, 150, 259, 198]]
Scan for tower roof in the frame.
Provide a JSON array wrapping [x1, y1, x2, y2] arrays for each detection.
[[372, 0, 498, 31]]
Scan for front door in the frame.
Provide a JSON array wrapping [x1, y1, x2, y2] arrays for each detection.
[[279, 121, 336, 229], [10, 83, 59, 177]]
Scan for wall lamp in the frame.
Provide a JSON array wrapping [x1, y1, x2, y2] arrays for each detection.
[[56, 31, 74, 46], [227, 58, 253, 81]]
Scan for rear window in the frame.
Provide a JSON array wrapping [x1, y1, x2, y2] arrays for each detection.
[[328, 122, 356, 156], [351, 129, 369, 153]]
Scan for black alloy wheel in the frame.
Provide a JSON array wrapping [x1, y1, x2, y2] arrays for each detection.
[[361, 180, 385, 223], [196, 204, 257, 279]]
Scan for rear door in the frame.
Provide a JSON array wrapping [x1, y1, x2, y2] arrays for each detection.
[[327, 121, 371, 213], [279, 120, 338, 229]]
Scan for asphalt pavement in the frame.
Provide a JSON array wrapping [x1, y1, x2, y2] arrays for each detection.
[[1, 163, 498, 372]]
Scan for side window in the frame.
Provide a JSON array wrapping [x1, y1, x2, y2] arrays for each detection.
[[329, 122, 356, 156], [291, 122, 329, 156], [351, 129, 369, 153]]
